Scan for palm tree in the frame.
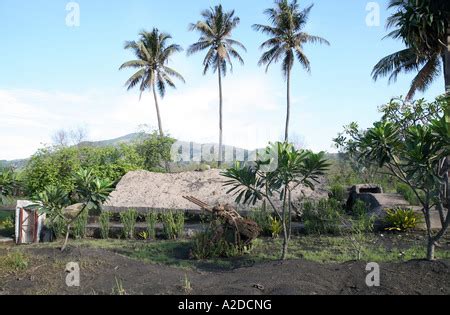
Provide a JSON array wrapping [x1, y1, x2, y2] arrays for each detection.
[[372, 0, 449, 100], [253, 0, 329, 142], [187, 5, 246, 166], [120, 28, 185, 137]]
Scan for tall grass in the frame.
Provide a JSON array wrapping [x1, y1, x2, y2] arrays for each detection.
[[161, 211, 184, 240], [73, 210, 88, 239], [99, 211, 112, 239], [120, 209, 138, 239], [145, 212, 158, 240]]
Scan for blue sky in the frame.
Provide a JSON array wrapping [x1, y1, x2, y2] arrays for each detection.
[[0, 0, 446, 160]]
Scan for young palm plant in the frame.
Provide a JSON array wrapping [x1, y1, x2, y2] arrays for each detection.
[[187, 5, 246, 166], [120, 29, 185, 137], [253, 0, 329, 142], [222, 142, 329, 260]]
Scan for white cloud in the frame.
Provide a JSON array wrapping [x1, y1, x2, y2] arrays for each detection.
[[0, 74, 297, 160]]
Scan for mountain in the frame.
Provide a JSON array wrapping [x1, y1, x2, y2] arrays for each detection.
[[78, 133, 145, 147], [0, 133, 252, 170], [1, 133, 338, 170]]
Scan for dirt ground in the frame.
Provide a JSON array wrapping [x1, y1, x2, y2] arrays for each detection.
[[0, 245, 448, 295]]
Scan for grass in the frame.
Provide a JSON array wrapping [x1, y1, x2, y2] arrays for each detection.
[[22, 233, 450, 270], [0, 251, 29, 273]]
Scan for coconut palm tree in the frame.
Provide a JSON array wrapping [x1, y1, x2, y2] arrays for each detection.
[[253, 0, 329, 142], [372, 0, 449, 100], [120, 29, 185, 137], [187, 5, 246, 166]]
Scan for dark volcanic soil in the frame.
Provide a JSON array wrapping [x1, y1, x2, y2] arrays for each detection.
[[0, 247, 448, 295]]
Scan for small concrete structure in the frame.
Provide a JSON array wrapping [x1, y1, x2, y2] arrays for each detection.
[[15, 201, 45, 244], [346, 184, 444, 230]]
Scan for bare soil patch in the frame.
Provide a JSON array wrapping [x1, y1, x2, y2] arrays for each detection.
[[0, 245, 448, 295]]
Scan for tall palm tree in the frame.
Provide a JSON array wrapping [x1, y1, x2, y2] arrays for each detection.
[[372, 0, 449, 100], [253, 0, 329, 142], [187, 5, 246, 166], [120, 28, 185, 137]]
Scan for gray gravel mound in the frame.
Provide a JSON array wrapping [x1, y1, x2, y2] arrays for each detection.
[[104, 170, 329, 212]]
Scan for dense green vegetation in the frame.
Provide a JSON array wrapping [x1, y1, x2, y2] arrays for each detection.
[[336, 96, 449, 260], [2, 132, 174, 198]]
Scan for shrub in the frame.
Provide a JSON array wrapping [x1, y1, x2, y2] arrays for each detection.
[[145, 212, 158, 240], [120, 209, 138, 239], [269, 216, 283, 238], [72, 210, 89, 239], [161, 211, 184, 240], [191, 220, 248, 259], [249, 209, 282, 238], [302, 199, 343, 235], [138, 231, 150, 240], [385, 208, 422, 232], [351, 200, 375, 233], [0, 216, 15, 237], [99, 211, 112, 239], [23, 144, 144, 195], [329, 184, 347, 203], [135, 132, 176, 172]]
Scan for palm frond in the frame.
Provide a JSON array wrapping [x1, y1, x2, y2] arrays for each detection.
[[407, 56, 442, 100]]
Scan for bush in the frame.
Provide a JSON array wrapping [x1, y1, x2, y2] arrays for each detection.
[[120, 209, 138, 239], [145, 212, 158, 240], [329, 184, 347, 203], [269, 216, 283, 238], [0, 216, 15, 237], [249, 209, 282, 238], [99, 211, 112, 239], [161, 211, 184, 240], [351, 200, 375, 232], [385, 208, 421, 232], [352, 200, 368, 217], [135, 132, 176, 172], [302, 199, 343, 235], [23, 144, 144, 195], [72, 210, 88, 239], [191, 220, 248, 259]]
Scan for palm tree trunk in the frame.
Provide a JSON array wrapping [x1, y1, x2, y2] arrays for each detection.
[[285, 69, 291, 142], [152, 83, 164, 137], [444, 26, 450, 251], [445, 27, 450, 96], [217, 60, 224, 167], [281, 186, 289, 260]]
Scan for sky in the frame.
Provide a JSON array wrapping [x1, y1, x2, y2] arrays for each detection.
[[0, 0, 446, 160]]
